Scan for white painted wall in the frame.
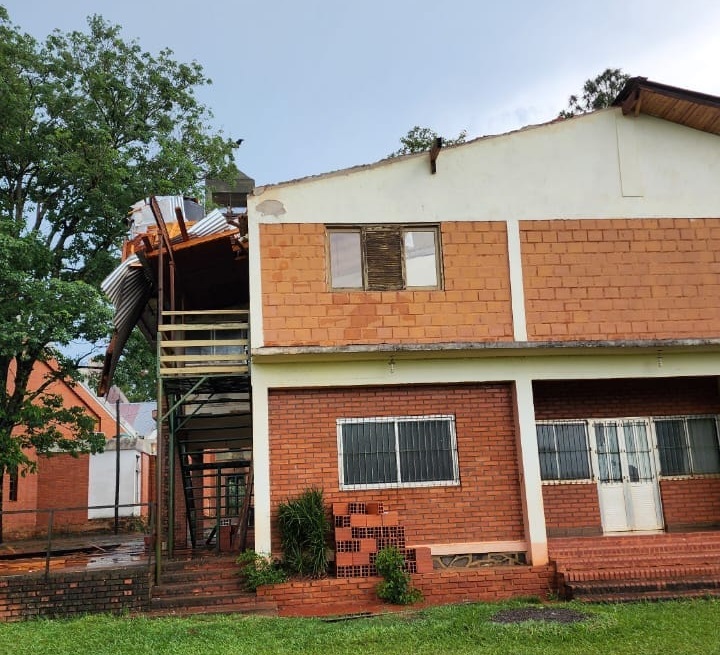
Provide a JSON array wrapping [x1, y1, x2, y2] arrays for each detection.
[[249, 110, 720, 226], [88, 447, 142, 518]]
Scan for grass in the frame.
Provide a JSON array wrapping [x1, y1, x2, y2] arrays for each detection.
[[0, 599, 718, 655]]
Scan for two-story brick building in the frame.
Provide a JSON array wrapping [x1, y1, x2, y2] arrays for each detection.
[[247, 77, 720, 573], [101, 78, 720, 605]]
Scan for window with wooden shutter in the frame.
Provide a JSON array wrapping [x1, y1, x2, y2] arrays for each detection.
[[327, 225, 441, 290], [364, 227, 403, 290]]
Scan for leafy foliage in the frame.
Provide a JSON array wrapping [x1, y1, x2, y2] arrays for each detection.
[[558, 68, 631, 118], [389, 125, 467, 156], [0, 8, 237, 540], [236, 550, 287, 591], [277, 488, 330, 577], [375, 546, 423, 605]]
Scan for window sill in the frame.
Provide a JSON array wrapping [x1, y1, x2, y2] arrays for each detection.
[[658, 473, 720, 481], [340, 480, 460, 491]]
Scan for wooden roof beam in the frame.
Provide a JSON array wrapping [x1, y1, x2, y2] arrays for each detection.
[[149, 195, 176, 266], [621, 87, 642, 116], [175, 206, 189, 241], [429, 137, 442, 174]]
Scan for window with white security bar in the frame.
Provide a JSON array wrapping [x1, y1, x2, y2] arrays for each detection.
[[327, 225, 441, 291], [536, 421, 591, 481], [537, 415, 720, 482], [337, 415, 459, 489], [653, 416, 720, 475]]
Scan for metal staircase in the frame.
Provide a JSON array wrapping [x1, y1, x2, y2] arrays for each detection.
[[158, 310, 254, 552]]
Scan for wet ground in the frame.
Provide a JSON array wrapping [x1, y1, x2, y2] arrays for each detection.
[[0, 533, 148, 575]]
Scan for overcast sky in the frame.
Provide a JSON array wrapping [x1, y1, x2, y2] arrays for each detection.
[[4, 1, 720, 186]]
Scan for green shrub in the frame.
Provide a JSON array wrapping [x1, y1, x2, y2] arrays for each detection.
[[236, 550, 287, 591], [277, 488, 330, 577], [375, 546, 423, 605]]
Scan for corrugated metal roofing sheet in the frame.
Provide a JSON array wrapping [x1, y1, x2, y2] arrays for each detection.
[[99, 198, 239, 395], [186, 208, 233, 238]]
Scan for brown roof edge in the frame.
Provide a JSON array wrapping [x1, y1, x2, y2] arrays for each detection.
[[613, 76, 720, 110]]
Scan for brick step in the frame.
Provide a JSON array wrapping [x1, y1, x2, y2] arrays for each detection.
[[551, 542, 720, 557], [150, 590, 261, 611], [555, 553, 720, 572], [161, 557, 239, 572], [564, 575, 720, 600], [548, 548, 720, 564], [145, 601, 277, 618], [152, 577, 245, 598], [548, 531, 720, 552], [575, 589, 720, 603], [158, 567, 240, 585], [563, 563, 720, 583], [549, 533, 720, 552]]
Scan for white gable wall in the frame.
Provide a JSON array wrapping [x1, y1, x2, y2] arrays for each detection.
[[249, 109, 720, 225]]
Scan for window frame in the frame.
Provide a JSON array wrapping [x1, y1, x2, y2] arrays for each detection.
[[327, 224, 442, 291], [337, 414, 460, 490], [536, 420, 592, 482], [652, 414, 720, 477], [536, 414, 720, 483]]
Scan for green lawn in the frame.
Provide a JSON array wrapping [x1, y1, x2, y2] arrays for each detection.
[[1, 599, 719, 655]]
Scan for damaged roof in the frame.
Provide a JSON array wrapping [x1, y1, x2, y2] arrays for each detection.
[[99, 196, 250, 396]]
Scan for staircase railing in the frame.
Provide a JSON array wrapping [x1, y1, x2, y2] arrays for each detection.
[[158, 310, 249, 377]]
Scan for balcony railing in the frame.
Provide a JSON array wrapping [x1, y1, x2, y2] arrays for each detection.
[[158, 310, 249, 377]]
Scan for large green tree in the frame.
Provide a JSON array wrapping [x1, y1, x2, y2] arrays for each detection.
[[558, 68, 631, 118], [0, 7, 237, 540]]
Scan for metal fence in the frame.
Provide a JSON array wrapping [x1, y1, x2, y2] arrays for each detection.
[[0, 502, 155, 581]]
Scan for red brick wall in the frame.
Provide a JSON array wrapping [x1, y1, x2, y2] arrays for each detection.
[[2, 459, 39, 538], [258, 566, 556, 617], [268, 384, 524, 550], [36, 454, 90, 529], [660, 478, 720, 531], [533, 377, 720, 420], [0, 566, 149, 621], [3, 359, 115, 539], [542, 483, 602, 537], [535, 377, 720, 533], [259, 221, 513, 347], [521, 218, 720, 341]]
